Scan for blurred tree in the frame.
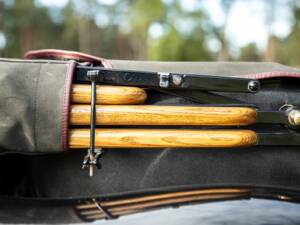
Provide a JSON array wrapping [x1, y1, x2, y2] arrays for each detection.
[[149, 25, 212, 61], [128, 0, 165, 59], [60, 1, 79, 50], [264, 35, 279, 62], [0, 1, 4, 57], [239, 43, 261, 61], [277, 5, 300, 67], [0, 0, 298, 65], [263, 0, 279, 61], [2, 0, 61, 57], [215, 0, 235, 61], [148, 0, 212, 61]]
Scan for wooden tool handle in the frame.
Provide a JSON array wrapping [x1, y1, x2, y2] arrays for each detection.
[[69, 129, 257, 148], [77, 188, 248, 209], [71, 84, 147, 104], [70, 105, 257, 126], [77, 188, 250, 220]]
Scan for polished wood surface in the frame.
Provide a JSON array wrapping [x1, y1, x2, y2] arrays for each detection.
[[70, 105, 257, 126], [85, 209, 137, 220], [69, 129, 257, 148], [77, 188, 249, 210], [75, 188, 250, 220], [71, 84, 147, 104], [85, 193, 246, 219]]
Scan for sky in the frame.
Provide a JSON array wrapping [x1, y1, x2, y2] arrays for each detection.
[[202, 0, 292, 51]]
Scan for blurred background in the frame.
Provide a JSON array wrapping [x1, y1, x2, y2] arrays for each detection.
[[0, 0, 300, 66]]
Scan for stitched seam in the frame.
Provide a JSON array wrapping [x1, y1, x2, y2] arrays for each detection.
[[243, 71, 300, 79], [101, 58, 113, 68], [61, 62, 75, 151], [24, 50, 104, 64], [33, 64, 42, 152], [61, 65, 70, 151]]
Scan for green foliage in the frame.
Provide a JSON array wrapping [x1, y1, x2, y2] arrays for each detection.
[[239, 43, 261, 61], [2, 0, 60, 57], [276, 7, 300, 67], [149, 26, 212, 61], [129, 0, 165, 35], [0, 0, 300, 66]]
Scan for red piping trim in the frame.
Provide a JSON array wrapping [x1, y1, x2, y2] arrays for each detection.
[[61, 61, 76, 151], [238, 71, 300, 79], [101, 58, 113, 68], [24, 49, 105, 66], [25, 50, 300, 79], [24, 49, 112, 151]]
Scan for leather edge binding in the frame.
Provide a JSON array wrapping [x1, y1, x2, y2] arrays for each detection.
[[24, 49, 105, 66], [62, 61, 76, 151], [243, 71, 300, 79]]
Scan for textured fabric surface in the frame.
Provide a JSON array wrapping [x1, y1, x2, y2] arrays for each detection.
[[109, 60, 300, 76], [0, 58, 73, 153], [26, 145, 300, 198], [1, 59, 300, 223], [0, 196, 80, 224], [22, 60, 300, 198]]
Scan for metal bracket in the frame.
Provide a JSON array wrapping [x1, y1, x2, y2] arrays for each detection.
[[158, 72, 170, 88], [86, 70, 101, 82], [82, 70, 103, 176], [82, 149, 103, 172], [76, 66, 260, 93]]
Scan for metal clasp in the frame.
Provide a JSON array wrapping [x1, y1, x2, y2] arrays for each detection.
[[158, 72, 170, 88], [86, 70, 100, 81], [82, 149, 103, 176]]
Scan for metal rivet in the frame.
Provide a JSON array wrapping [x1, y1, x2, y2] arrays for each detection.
[[172, 75, 183, 86], [248, 80, 260, 92], [288, 109, 300, 126]]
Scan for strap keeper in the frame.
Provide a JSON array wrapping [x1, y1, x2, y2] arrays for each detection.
[[82, 70, 103, 176]]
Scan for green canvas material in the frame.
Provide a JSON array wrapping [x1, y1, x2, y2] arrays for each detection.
[[0, 58, 75, 153], [1, 54, 300, 223], [109, 60, 300, 76], [1, 57, 300, 154]]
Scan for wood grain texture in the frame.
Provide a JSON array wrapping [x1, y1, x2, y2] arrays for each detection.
[[84, 193, 247, 219], [69, 129, 257, 148], [76, 188, 250, 220], [71, 84, 147, 104], [70, 105, 257, 126], [76, 188, 249, 210]]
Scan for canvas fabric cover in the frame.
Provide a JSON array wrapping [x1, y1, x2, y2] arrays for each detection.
[[22, 59, 300, 198], [1, 58, 300, 154], [0, 58, 75, 154], [1, 55, 300, 223]]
